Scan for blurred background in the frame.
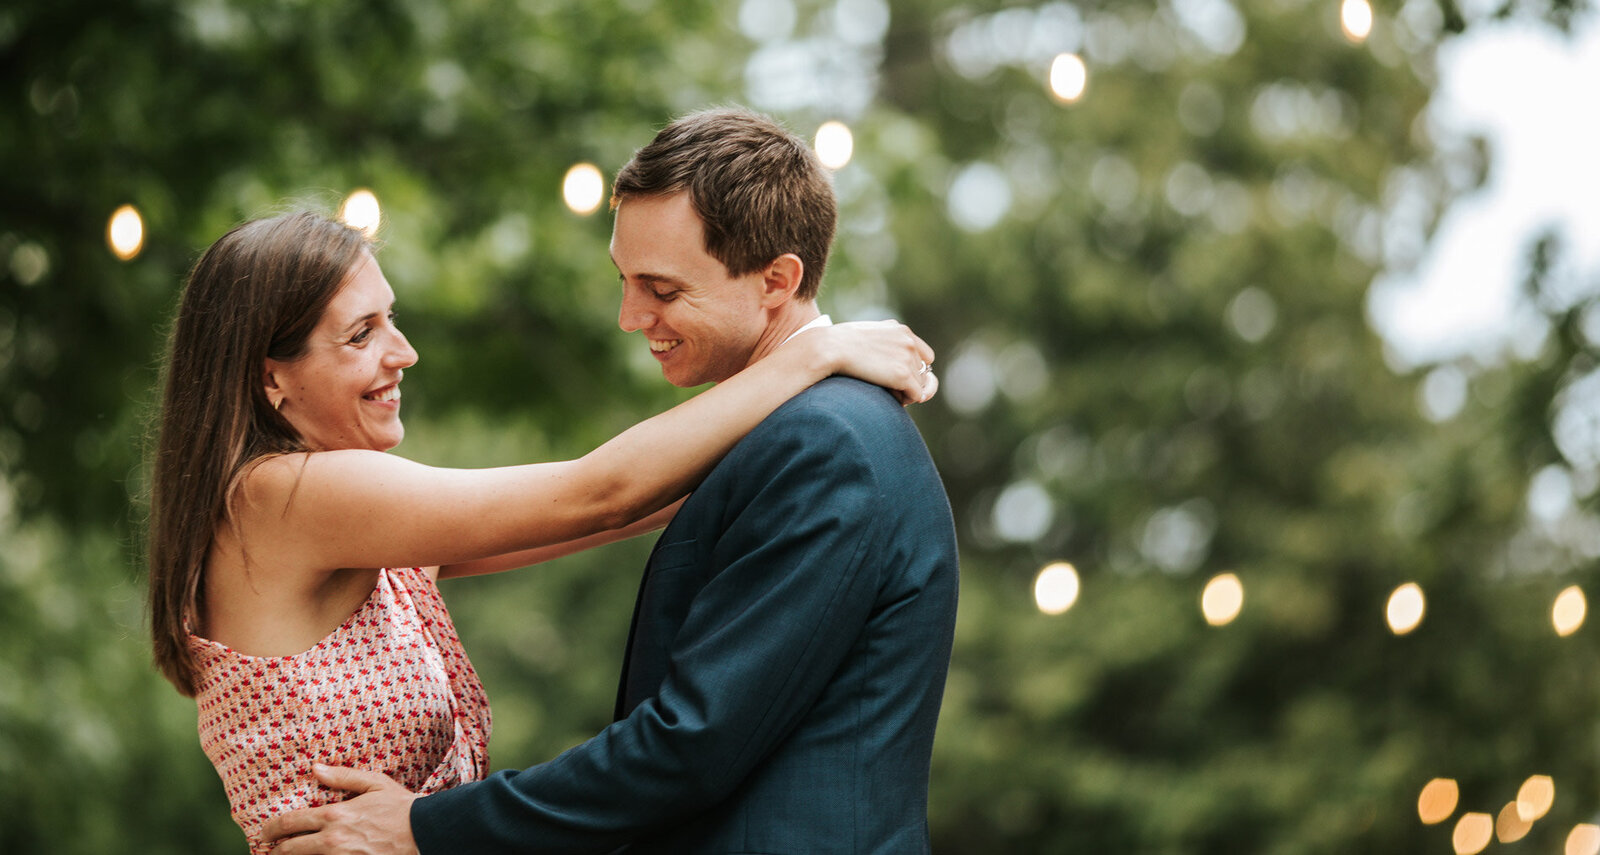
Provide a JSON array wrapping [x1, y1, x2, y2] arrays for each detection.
[[4, 0, 1599, 851]]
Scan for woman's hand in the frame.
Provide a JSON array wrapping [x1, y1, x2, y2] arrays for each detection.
[[794, 320, 938, 405]]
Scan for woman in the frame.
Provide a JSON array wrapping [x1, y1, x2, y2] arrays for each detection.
[[146, 211, 935, 852]]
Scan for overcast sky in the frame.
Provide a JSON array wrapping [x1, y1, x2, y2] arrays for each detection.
[[1368, 14, 1600, 367]]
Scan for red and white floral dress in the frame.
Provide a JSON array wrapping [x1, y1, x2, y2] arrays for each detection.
[[189, 567, 492, 853]]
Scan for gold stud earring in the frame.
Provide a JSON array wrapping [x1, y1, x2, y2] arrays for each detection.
[[273, 398, 283, 412]]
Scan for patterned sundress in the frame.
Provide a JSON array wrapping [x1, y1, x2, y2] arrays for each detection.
[[190, 567, 491, 853]]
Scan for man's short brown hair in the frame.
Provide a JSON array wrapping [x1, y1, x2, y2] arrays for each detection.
[[611, 106, 837, 301]]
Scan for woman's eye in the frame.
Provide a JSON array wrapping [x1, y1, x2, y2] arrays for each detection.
[[652, 289, 678, 302], [350, 327, 373, 344]]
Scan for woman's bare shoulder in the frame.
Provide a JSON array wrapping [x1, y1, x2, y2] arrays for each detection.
[[242, 449, 411, 489]]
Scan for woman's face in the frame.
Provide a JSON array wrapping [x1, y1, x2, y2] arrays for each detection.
[[265, 253, 418, 452]]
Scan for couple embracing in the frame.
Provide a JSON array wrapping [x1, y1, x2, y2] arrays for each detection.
[[147, 107, 959, 854]]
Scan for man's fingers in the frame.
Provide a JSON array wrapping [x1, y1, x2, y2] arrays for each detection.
[[261, 807, 323, 842], [271, 835, 319, 855], [313, 763, 399, 794], [259, 766, 400, 844]]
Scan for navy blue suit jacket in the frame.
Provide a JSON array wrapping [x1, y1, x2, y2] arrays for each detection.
[[413, 377, 959, 854]]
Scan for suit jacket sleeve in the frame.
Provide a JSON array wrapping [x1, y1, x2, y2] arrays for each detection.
[[412, 394, 889, 853]]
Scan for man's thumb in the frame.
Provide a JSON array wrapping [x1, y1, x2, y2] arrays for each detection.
[[313, 763, 394, 794]]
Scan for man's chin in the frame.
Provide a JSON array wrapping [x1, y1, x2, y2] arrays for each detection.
[[661, 363, 704, 388]]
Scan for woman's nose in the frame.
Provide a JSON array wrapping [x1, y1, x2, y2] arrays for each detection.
[[386, 329, 419, 368]]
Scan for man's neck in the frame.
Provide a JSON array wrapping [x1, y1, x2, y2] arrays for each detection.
[[746, 301, 823, 368]]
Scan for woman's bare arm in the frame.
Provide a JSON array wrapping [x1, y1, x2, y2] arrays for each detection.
[[436, 500, 683, 580], [237, 321, 934, 576]]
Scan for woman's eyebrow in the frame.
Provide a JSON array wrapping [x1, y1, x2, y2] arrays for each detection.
[[333, 309, 386, 335]]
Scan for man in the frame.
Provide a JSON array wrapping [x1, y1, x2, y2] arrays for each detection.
[[265, 106, 959, 854]]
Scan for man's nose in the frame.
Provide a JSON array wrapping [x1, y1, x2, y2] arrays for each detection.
[[618, 289, 652, 333]]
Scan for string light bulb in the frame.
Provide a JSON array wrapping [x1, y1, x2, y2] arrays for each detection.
[[1553, 586, 1586, 636], [1340, 0, 1373, 42], [1497, 801, 1533, 843], [1201, 573, 1244, 626], [340, 189, 382, 238], [814, 121, 854, 170], [1519, 775, 1555, 821], [107, 204, 144, 260], [1034, 562, 1080, 615], [1049, 53, 1088, 103], [562, 163, 605, 215], [1568, 824, 1600, 855], [1418, 778, 1459, 825], [1386, 582, 1426, 635], [1452, 812, 1493, 855]]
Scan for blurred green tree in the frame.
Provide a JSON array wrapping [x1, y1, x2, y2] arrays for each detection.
[[3, 0, 719, 849], [1, 0, 1594, 852], [859, 1, 1599, 852]]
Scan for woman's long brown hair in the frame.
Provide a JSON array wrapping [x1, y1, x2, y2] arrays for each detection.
[[147, 212, 369, 696]]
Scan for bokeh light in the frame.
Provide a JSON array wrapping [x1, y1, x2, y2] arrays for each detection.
[[1201, 573, 1244, 626], [1419, 778, 1460, 825], [1453, 812, 1493, 855], [1569, 824, 1600, 855], [1519, 774, 1555, 821], [107, 204, 144, 260], [1553, 586, 1586, 636], [1497, 801, 1533, 843], [947, 162, 1013, 232], [562, 163, 605, 215], [339, 189, 382, 238], [1387, 582, 1426, 635], [814, 120, 854, 170], [1049, 53, 1087, 103], [1034, 562, 1080, 615], [1341, 0, 1373, 42]]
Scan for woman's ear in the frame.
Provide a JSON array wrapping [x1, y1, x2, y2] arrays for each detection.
[[759, 254, 805, 308], [263, 361, 285, 412]]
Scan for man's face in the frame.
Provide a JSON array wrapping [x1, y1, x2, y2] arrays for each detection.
[[611, 192, 769, 387]]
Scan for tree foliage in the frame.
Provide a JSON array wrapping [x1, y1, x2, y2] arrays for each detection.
[[2, 0, 1595, 851]]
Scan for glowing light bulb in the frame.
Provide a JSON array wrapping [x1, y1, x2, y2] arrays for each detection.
[[1341, 0, 1373, 42], [1452, 812, 1492, 855], [1519, 774, 1555, 821], [1201, 573, 1244, 626], [1568, 824, 1600, 855], [1387, 582, 1425, 635], [340, 189, 382, 238], [1418, 778, 1459, 825], [1034, 562, 1080, 615], [1554, 586, 1586, 636], [1497, 801, 1532, 843], [562, 163, 605, 215], [814, 121, 854, 170], [107, 204, 144, 260], [1049, 53, 1088, 103]]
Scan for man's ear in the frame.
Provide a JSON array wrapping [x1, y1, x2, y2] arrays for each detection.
[[759, 254, 805, 308]]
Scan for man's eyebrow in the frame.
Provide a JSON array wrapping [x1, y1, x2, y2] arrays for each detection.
[[620, 271, 683, 287]]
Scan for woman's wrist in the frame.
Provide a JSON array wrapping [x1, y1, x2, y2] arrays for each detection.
[[800, 326, 842, 380]]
